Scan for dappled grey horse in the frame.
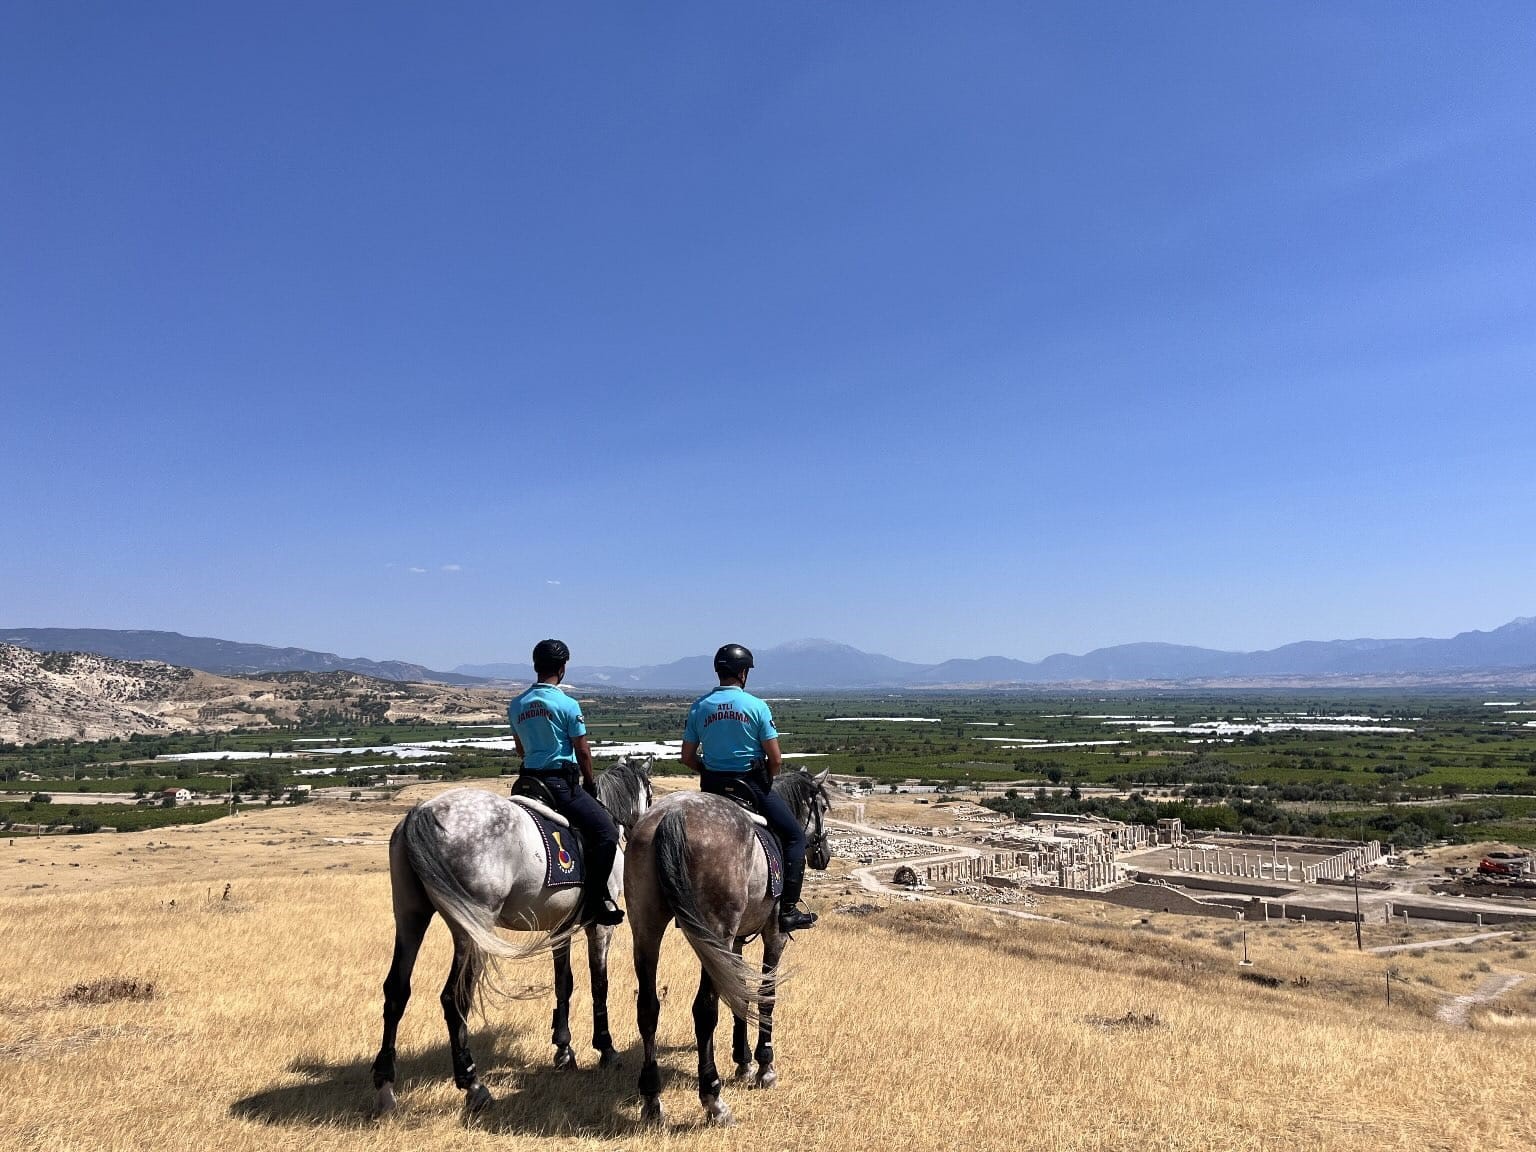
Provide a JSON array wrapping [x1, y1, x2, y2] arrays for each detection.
[[371, 754, 653, 1114], [624, 767, 831, 1126]]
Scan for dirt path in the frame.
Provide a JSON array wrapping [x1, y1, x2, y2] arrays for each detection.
[[1367, 930, 1513, 955], [1435, 972, 1526, 1027]]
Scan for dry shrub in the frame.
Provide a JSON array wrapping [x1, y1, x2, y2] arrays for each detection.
[[60, 977, 156, 1006], [1085, 1010, 1162, 1031]]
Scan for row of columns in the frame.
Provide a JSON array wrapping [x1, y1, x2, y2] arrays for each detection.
[[1302, 842, 1383, 883], [923, 850, 1037, 885], [1167, 846, 1295, 882]]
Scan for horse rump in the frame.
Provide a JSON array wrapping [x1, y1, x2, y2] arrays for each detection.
[[652, 806, 775, 1021], [397, 803, 570, 1000]]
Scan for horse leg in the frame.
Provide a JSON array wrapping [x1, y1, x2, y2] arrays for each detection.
[[551, 939, 577, 1070], [371, 906, 431, 1115], [692, 967, 733, 1126], [586, 923, 620, 1068], [441, 936, 492, 1114], [634, 926, 665, 1125], [753, 931, 787, 1090], [730, 937, 751, 1079]]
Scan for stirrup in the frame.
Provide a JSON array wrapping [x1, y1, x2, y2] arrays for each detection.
[[778, 905, 817, 931]]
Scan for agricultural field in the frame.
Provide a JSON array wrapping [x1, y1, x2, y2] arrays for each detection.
[[4, 692, 1536, 845]]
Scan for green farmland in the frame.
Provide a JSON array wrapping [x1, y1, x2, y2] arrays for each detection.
[[4, 691, 1536, 845]]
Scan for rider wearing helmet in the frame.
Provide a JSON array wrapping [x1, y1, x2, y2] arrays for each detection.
[[681, 644, 817, 932], [509, 639, 624, 927]]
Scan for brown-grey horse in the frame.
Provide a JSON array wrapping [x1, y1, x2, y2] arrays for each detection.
[[370, 754, 653, 1115], [623, 766, 831, 1126]]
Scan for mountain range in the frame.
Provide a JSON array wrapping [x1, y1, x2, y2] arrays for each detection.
[[464, 620, 1536, 688], [6, 619, 1536, 691]]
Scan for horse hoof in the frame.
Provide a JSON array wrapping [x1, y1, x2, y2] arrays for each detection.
[[553, 1046, 577, 1071], [640, 1097, 665, 1126], [375, 1083, 398, 1116], [733, 1062, 752, 1081], [465, 1084, 493, 1115], [704, 1100, 736, 1127], [597, 1047, 622, 1070], [754, 1067, 778, 1090]]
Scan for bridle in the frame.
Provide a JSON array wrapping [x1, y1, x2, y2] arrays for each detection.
[[804, 783, 830, 868]]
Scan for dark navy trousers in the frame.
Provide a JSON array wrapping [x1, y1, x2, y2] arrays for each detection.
[[522, 771, 620, 855], [700, 769, 806, 869]]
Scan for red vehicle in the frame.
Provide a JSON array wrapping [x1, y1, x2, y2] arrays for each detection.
[[1477, 852, 1529, 878]]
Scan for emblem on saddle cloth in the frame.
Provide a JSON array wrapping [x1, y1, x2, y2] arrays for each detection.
[[525, 809, 585, 888], [753, 825, 784, 900]]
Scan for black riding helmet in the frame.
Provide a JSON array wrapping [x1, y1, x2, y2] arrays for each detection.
[[713, 643, 754, 678], [532, 638, 571, 677]]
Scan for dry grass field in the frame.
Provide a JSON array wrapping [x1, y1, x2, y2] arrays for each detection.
[[4, 790, 1536, 1152]]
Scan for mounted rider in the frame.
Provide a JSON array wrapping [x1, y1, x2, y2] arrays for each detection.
[[508, 639, 624, 927], [681, 643, 817, 932]]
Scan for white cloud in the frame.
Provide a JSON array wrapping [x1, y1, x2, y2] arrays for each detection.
[[546, 579, 561, 586], [441, 564, 462, 573], [408, 567, 427, 574]]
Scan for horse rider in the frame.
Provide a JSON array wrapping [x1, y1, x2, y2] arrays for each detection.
[[681, 643, 817, 932], [508, 639, 624, 927]]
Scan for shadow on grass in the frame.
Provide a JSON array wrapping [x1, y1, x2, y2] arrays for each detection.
[[229, 1029, 697, 1136]]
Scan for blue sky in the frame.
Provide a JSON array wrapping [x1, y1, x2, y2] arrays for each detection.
[[4, 4, 1535, 669]]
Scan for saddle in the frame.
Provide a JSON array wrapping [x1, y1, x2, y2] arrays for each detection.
[[509, 792, 582, 888], [709, 778, 781, 899], [711, 776, 768, 828]]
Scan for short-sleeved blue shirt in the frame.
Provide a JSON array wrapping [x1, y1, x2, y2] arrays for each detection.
[[509, 684, 586, 771], [683, 686, 778, 773]]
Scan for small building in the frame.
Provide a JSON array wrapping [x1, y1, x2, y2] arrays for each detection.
[[162, 788, 193, 806]]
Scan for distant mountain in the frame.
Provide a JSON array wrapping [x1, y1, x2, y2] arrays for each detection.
[[461, 620, 1536, 689], [9, 619, 1536, 694], [0, 629, 483, 686]]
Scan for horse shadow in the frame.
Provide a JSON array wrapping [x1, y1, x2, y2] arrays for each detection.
[[228, 1030, 699, 1136], [230, 1032, 709, 1130]]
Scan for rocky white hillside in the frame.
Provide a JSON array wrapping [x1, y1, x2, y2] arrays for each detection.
[[0, 645, 507, 744]]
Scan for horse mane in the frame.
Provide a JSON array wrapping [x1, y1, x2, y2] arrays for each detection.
[[597, 754, 653, 828], [598, 753, 650, 794], [771, 767, 823, 819]]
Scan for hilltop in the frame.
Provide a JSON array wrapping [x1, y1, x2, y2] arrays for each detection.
[[0, 645, 506, 744], [0, 628, 481, 685], [1, 790, 1533, 1150]]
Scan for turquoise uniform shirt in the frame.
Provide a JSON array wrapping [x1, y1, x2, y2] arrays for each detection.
[[509, 684, 586, 771], [683, 686, 778, 773]]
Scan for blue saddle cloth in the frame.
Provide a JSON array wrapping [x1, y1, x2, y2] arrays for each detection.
[[753, 824, 784, 900], [528, 810, 584, 889]]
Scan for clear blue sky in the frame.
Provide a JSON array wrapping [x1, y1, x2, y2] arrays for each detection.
[[4, 4, 1534, 669]]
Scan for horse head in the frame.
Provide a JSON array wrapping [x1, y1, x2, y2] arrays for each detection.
[[777, 766, 833, 870]]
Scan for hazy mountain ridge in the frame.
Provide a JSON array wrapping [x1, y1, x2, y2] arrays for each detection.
[[1, 629, 482, 686], [6, 620, 1536, 694]]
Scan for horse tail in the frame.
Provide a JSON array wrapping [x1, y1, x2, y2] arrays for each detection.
[[398, 806, 564, 1000], [653, 807, 773, 1021]]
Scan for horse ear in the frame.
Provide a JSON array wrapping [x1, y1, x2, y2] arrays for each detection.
[[815, 768, 830, 784]]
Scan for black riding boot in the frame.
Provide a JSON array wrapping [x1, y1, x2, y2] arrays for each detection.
[[582, 839, 624, 926], [778, 859, 817, 932]]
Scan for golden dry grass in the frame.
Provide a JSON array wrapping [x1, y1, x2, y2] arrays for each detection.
[[3, 799, 1535, 1151]]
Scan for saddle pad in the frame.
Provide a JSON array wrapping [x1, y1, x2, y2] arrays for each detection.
[[509, 794, 569, 827], [521, 806, 583, 888], [753, 825, 784, 901]]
